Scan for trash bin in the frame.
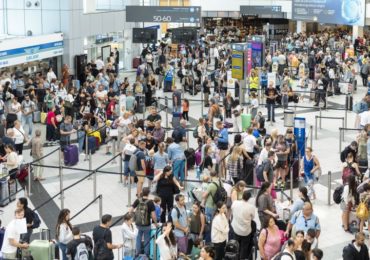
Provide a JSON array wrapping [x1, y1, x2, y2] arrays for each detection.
[[284, 109, 295, 127]]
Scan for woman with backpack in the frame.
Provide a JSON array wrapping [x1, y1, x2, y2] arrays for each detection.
[[153, 165, 183, 223], [258, 215, 281, 260], [56, 209, 73, 260], [341, 175, 359, 232], [342, 152, 361, 185]]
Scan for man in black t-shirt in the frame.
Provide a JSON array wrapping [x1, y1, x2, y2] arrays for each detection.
[[129, 187, 157, 257], [92, 214, 122, 260], [146, 107, 161, 132], [66, 227, 93, 259], [265, 83, 278, 122]]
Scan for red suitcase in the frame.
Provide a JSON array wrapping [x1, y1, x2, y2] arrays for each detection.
[[132, 57, 141, 69]]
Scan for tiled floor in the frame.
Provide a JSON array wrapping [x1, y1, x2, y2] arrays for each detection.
[[1, 66, 366, 259]]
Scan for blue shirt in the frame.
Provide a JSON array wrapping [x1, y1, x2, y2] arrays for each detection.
[[155, 205, 161, 222], [153, 152, 169, 170], [290, 210, 321, 234], [168, 143, 185, 161], [218, 128, 228, 144], [252, 129, 260, 138], [171, 205, 188, 237]]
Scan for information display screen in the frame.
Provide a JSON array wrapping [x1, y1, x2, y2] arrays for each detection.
[[126, 6, 201, 23], [132, 28, 158, 44], [240, 6, 281, 15], [171, 28, 198, 44], [292, 0, 365, 26]]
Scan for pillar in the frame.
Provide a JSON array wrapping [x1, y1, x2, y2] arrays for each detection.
[[296, 21, 306, 34], [352, 25, 364, 43]]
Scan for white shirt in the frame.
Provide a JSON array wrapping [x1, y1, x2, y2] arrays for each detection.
[[121, 222, 138, 251], [1, 219, 20, 254], [13, 127, 25, 145], [47, 71, 57, 83], [257, 148, 269, 165], [95, 59, 105, 70], [231, 200, 255, 236], [251, 98, 259, 109], [359, 111, 370, 126], [211, 214, 229, 243], [243, 134, 257, 153], [57, 223, 73, 244], [96, 90, 107, 106], [156, 233, 177, 260], [280, 249, 296, 260]]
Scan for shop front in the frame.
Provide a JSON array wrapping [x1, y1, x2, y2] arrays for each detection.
[[0, 33, 64, 78]]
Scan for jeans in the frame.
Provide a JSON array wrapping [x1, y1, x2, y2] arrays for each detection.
[[20, 228, 33, 243], [214, 240, 226, 260], [124, 160, 135, 176], [58, 242, 68, 260], [233, 232, 252, 259], [205, 207, 215, 243], [77, 130, 85, 153], [22, 114, 33, 136], [46, 124, 56, 141], [136, 225, 151, 256], [173, 159, 185, 182], [266, 103, 275, 121]]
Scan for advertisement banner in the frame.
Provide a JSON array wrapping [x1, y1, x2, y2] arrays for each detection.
[[245, 43, 253, 77], [294, 117, 306, 157], [292, 0, 365, 26], [231, 50, 244, 80]]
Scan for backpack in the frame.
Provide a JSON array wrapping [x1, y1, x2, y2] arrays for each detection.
[[32, 211, 41, 229], [193, 126, 199, 138], [333, 185, 344, 204], [274, 252, 294, 260], [93, 229, 111, 259], [135, 199, 150, 226], [256, 161, 267, 182], [342, 162, 355, 185], [168, 205, 186, 224], [74, 242, 89, 260], [356, 198, 369, 220], [128, 149, 139, 172], [211, 181, 227, 204]]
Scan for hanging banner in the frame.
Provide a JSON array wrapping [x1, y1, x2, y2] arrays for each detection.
[[231, 50, 244, 80], [294, 117, 306, 157]]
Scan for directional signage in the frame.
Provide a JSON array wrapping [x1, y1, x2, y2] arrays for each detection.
[[240, 6, 281, 15], [126, 6, 201, 23]]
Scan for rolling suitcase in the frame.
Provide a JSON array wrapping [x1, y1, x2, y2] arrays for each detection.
[[135, 95, 145, 113], [64, 145, 79, 166], [241, 113, 252, 131], [8, 181, 17, 202], [29, 240, 55, 260], [132, 57, 141, 69], [0, 179, 9, 207], [33, 111, 41, 123], [172, 112, 181, 128], [149, 228, 161, 260]]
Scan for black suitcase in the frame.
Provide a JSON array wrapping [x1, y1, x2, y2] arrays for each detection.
[[184, 148, 196, 169], [135, 95, 145, 113], [243, 159, 254, 185]]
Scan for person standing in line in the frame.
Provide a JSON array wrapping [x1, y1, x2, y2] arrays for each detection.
[[20, 94, 35, 137], [31, 129, 44, 181], [342, 232, 369, 260], [216, 121, 228, 179], [16, 198, 34, 243], [93, 214, 123, 260], [59, 115, 76, 160], [56, 209, 73, 260], [155, 222, 178, 260], [1, 209, 29, 259], [231, 191, 256, 259], [171, 194, 189, 254], [66, 227, 93, 260], [211, 202, 229, 260], [121, 213, 138, 258], [134, 140, 147, 197], [265, 82, 277, 123]]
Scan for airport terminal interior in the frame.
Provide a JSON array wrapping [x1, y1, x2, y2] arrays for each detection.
[[2, 0, 370, 259]]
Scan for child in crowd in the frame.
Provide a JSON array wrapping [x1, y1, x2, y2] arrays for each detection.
[[153, 196, 162, 223], [306, 228, 318, 250]]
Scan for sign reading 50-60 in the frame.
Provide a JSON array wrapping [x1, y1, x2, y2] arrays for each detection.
[[126, 6, 201, 23]]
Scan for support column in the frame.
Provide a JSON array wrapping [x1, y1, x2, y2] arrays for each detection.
[[352, 26, 364, 43], [296, 21, 306, 34]]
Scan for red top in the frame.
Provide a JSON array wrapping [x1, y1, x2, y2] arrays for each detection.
[[47, 111, 56, 125], [106, 101, 115, 117]]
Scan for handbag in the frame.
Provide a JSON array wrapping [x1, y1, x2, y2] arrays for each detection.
[[173, 184, 180, 195], [356, 198, 369, 220]]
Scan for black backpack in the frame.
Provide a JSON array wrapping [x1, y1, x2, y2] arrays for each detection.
[[333, 185, 344, 204], [211, 181, 227, 204], [225, 240, 239, 260]]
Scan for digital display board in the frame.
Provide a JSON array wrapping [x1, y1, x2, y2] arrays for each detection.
[[240, 6, 281, 15], [126, 6, 201, 23], [292, 0, 365, 26], [132, 28, 158, 44], [171, 28, 198, 44]]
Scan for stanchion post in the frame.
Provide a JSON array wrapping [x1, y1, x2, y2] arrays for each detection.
[[319, 107, 322, 129], [339, 129, 342, 153], [127, 173, 132, 207], [327, 171, 332, 205], [93, 169, 97, 201], [27, 164, 32, 197], [315, 116, 317, 140], [112, 139, 117, 164], [88, 150, 92, 180], [201, 88, 204, 116], [310, 125, 313, 149], [99, 194, 103, 220], [165, 97, 169, 135], [119, 153, 123, 183], [186, 130, 189, 149], [84, 133, 88, 161], [59, 149, 64, 209], [290, 165, 293, 199], [345, 97, 348, 129], [342, 118, 345, 142]]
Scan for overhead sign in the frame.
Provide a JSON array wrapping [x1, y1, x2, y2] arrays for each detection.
[[240, 5, 281, 15], [126, 6, 201, 23], [232, 50, 244, 80], [0, 33, 63, 68], [292, 0, 365, 26]]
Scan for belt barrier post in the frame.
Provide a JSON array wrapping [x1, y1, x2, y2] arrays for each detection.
[[27, 164, 32, 197], [165, 97, 169, 135], [127, 174, 132, 207], [328, 171, 332, 205], [119, 153, 123, 183], [112, 139, 117, 164], [59, 149, 64, 209], [186, 130, 189, 149], [153, 229, 158, 260], [253, 168, 257, 197], [99, 194, 103, 220], [84, 133, 89, 161], [143, 98, 146, 120], [315, 116, 318, 140], [270, 105, 273, 126], [310, 125, 313, 149], [345, 100, 348, 129], [290, 164, 293, 199], [339, 129, 342, 153], [342, 118, 345, 142], [88, 150, 92, 180], [319, 107, 322, 129], [201, 88, 204, 116]]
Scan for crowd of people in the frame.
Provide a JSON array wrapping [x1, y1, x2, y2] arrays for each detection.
[[1, 27, 370, 260]]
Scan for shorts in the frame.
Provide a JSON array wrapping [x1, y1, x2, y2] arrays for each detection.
[[135, 170, 145, 183], [276, 160, 288, 169], [60, 141, 69, 152], [124, 161, 135, 177]]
